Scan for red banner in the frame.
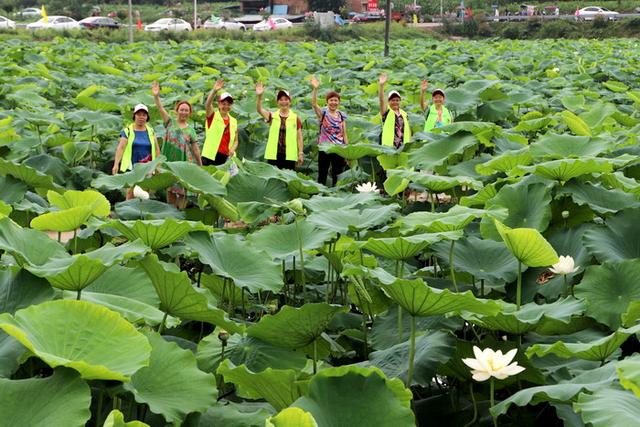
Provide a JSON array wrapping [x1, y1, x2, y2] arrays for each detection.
[[368, 0, 378, 11]]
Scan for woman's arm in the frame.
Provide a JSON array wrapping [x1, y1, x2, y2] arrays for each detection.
[[191, 141, 202, 166], [112, 136, 128, 175], [205, 79, 224, 118], [310, 76, 323, 119], [229, 128, 239, 157], [296, 127, 304, 167], [256, 82, 270, 121], [378, 74, 387, 117], [420, 80, 428, 111], [151, 81, 171, 125], [342, 120, 349, 145]]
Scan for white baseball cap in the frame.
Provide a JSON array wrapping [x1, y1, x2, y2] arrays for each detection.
[[432, 88, 446, 97], [277, 89, 291, 100], [218, 92, 233, 102], [133, 103, 149, 114], [387, 90, 401, 100]]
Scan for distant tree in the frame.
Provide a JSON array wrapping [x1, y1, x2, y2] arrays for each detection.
[[308, 0, 345, 13], [47, 0, 94, 18]]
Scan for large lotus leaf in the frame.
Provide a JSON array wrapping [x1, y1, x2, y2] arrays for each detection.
[[0, 368, 91, 427], [0, 267, 55, 315], [91, 157, 164, 191], [530, 134, 612, 160], [30, 205, 94, 233], [459, 183, 498, 208], [599, 172, 640, 196], [574, 387, 640, 427], [582, 209, 640, 263], [292, 365, 415, 427], [622, 301, 640, 328], [124, 332, 217, 425], [322, 142, 396, 160], [0, 300, 150, 381], [0, 158, 60, 191], [475, 148, 533, 176], [196, 402, 274, 427], [517, 158, 614, 182], [0, 218, 67, 266], [561, 94, 586, 111], [617, 355, 640, 398], [386, 169, 483, 192], [409, 131, 478, 170], [526, 323, 640, 362], [493, 220, 558, 267], [162, 161, 226, 196], [398, 205, 506, 234], [87, 265, 158, 306], [0, 176, 27, 204], [225, 173, 289, 204], [556, 182, 640, 215], [139, 254, 244, 334], [184, 232, 282, 293], [561, 110, 592, 136], [135, 171, 178, 192], [366, 330, 455, 386], [576, 259, 640, 330], [491, 363, 617, 418], [0, 200, 12, 219], [105, 219, 209, 249], [0, 332, 25, 378], [247, 303, 346, 350], [248, 221, 336, 260], [102, 410, 149, 427], [306, 204, 399, 234], [26, 240, 149, 291], [480, 182, 552, 240], [114, 199, 186, 220], [217, 360, 300, 411], [47, 189, 110, 217], [197, 332, 307, 374], [266, 407, 318, 427], [361, 231, 463, 260], [303, 192, 380, 212]]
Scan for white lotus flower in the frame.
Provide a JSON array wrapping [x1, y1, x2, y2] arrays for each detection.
[[462, 346, 525, 382], [356, 182, 380, 193], [133, 185, 149, 200], [549, 255, 579, 275]]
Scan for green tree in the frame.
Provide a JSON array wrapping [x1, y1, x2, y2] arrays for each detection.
[[308, 0, 345, 13]]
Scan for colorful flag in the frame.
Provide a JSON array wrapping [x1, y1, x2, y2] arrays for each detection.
[[41, 5, 48, 24]]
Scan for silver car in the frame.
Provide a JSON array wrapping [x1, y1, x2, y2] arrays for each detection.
[[0, 15, 16, 29], [203, 17, 246, 31], [576, 6, 619, 21]]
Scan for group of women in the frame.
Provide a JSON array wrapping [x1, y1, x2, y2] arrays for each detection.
[[111, 75, 453, 208]]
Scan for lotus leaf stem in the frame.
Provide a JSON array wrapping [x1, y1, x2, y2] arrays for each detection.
[[295, 219, 306, 303], [73, 229, 77, 254], [76, 289, 81, 300], [158, 312, 168, 335], [516, 261, 523, 309], [480, 279, 485, 298], [463, 382, 477, 427], [312, 339, 318, 374], [398, 305, 404, 344], [490, 378, 497, 427], [406, 315, 417, 388], [449, 240, 458, 292]]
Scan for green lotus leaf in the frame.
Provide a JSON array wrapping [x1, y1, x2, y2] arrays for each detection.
[[102, 410, 149, 427], [409, 131, 479, 170], [377, 152, 409, 171], [0, 368, 91, 427], [400, 205, 506, 234], [599, 172, 640, 196], [30, 205, 94, 233], [518, 158, 613, 182], [459, 183, 498, 208], [582, 208, 640, 263], [622, 301, 640, 328], [114, 199, 185, 220], [476, 148, 533, 176], [387, 169, 483, 193], [135, 171, 178, 192], [105, 218, 209, 249], [197, 332, 308, 374], [124, 332, 217, 425], [574, 387, 640, 427], [530, 134, 612, 160], [557, 182, 640, 215], [526, 324, 640, 362], [0, 267, 55, 315], [248, 221, 337, 260], [247, 303, 347, 351], [361, 231, 463, 260], [0, 300, 151, 381], [226, 173, 289, 204], [0, 176, 27, 205], [513, 116, 554, 133], [494, 220, 558, 267], [26, 240, 149, 291], [292, 366, 415, 427], [162, 161, 226, 197], [195, 402, 273, 427], [0, 200, 12, 219], [47, 189, 110, 217], [575, 259, 640, 330], [367, 330, 455, 386], [139, 254, 244, 334], [491, 363, 617, 418], [0, 158, 60, 191], [561, 110, 592, 136], [266, 408, 318, 427], [91, 157, 164, 191], [382, 172, 410, 196], [617, 355, 640, 398], [0, 217, 67, 266], [306, 204, 399, 234], [184, 231, 283, 293], [217, 359, 301, 411], [603, 80, 629, 93], [0, 331, 26, 378], [321, 142, 396, 160], [87, 265, 158, 306], [303, 192, 380, 212]]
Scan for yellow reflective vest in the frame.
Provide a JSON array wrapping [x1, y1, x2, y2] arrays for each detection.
[[203, 111, 237, 160], [381, 108, 410, 147], [120, 124, 157, 172], [265, 112, 298, 161], [424, 104, 452, 132]]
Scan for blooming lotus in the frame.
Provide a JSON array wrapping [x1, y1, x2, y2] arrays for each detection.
[[550, 255, 579, 275], [132, 185, 150, 200], [356, 182, 379, 193], [462, 346, 525, 382]]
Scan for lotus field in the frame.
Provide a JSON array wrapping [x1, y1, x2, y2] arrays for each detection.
[[1, 37, 640, 426]]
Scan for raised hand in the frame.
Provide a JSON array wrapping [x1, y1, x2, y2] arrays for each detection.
[[421, 80, 429, 91], [255, 82, 265, 95], [310, 76, 320, 89], [151, 81, 160, 97], [378, 73, 388, 86], [213, 79, 224, 92]]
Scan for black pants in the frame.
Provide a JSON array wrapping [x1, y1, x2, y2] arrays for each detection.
[[267, 152, 296, 170], [202, 152, 228, 166], [318, 151, 345, 186]]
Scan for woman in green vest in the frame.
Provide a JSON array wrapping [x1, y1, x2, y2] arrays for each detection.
[[256, 82, 304, 170], [152, 81, 202, 209], [378, 73, 411, 148], [112, 103, 160, 200], [420, 80, 453, 132], [203, 79, 238, 166]]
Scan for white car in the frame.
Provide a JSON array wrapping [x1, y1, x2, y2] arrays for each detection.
[[0, 15, 16, 29], [17, 8, 41, 18], [203, 17, 246, 31], [144, 18, 192, 32], [576, 6, 619, 21], [26, 16, 80, 30], [252, 17, 293, 31]]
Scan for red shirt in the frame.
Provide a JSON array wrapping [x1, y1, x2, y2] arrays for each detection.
[[206, 111, 231, 155]]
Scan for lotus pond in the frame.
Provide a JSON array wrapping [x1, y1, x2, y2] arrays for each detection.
[[0, 37, 640, 426]]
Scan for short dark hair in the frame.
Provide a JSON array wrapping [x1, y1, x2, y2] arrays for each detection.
[[174, 100, 193, 113], [132, 110, 149, 121], [325, 91, 340, 101]]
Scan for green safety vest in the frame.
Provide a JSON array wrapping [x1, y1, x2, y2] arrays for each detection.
[[203, 111, 237, 159], [265, 112, 299, 161], [423, 104, 452, 132], [381, 108, 410, 147], [120, 124, 157, 172]]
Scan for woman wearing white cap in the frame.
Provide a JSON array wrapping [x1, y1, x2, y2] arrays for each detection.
[[256, 82, 303, 170], [151, 81, 202, 208], [420, 80, 453, 132], [203, 79, 238, 166], [112, 102, 160, 199], [378, 74, 411, 148]]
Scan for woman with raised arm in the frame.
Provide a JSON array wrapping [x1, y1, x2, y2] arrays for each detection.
[[151, 81, 201, 209], [202, 79, 238, 166], [378, 73, 411, 148], [256, 82, 303, 170], [420, 80, 453, 132], [310, 76, 348, 186]]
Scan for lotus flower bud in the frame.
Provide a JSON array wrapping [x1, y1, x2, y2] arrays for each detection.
[[561, 210, 569, 219], [133, 185, 149, 200], [218, 329, 229, 344]]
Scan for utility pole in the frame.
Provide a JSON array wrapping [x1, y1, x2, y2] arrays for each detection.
[[194, 0, 197, 30], [128, 0, 133, 43], [384, 0, 391, 56]]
